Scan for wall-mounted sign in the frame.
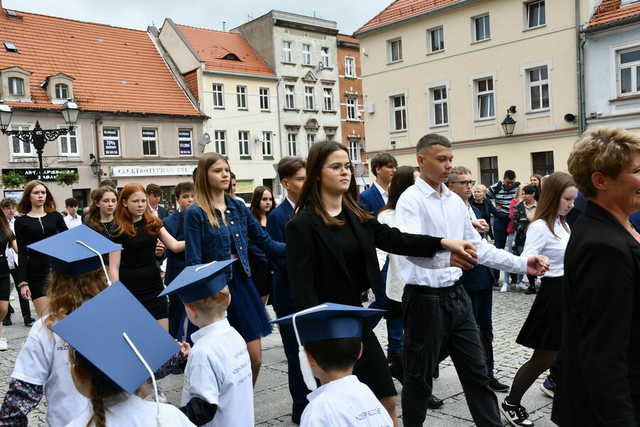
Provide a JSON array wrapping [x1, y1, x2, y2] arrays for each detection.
[[110, 165, 196, 178], [2, 168, 79, 183]]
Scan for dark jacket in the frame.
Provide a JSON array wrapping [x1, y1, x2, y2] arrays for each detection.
[[266, 200, 295, 316], [469, 196, 499, 239], [461, 205, 495, 292], [359, 185, 385, 216], [512, 201, 534, 254], [554, 201, 640, 426], [163, 210, 185, 284], [285, 206, 443, 310]]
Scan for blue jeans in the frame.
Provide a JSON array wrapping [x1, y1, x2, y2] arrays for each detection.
[[503, 232, 522, 285], [368, 260, 404, 354]]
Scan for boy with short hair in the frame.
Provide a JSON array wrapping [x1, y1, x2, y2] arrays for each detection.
[[63, 198, 82, 229], [160, 259, 253, 427]]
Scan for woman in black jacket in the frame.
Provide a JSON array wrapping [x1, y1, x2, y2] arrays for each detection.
[[286, 141, 476, 422]]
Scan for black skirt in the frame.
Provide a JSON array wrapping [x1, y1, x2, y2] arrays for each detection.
[[516, 276, 563, 351], [353, 325, 397, 399]]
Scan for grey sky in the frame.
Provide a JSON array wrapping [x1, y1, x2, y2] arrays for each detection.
[[3, 0, 391, 35]]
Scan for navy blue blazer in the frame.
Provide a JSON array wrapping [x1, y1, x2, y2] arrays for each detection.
[[461, 204, 496, 292], [359, 184, 385, 216], [266, 199, 295, 316]]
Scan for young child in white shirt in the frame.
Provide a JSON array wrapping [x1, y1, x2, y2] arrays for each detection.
[[159, 258, 253, 427], [272, 303, 393, 427]]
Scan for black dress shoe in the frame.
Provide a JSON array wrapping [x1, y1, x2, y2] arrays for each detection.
[[525, 286, 537, 295], [23, 317, 35, 327], [488, 377, 510, 393], [427, 394, 444, 409], [2, 315, 12, 326]]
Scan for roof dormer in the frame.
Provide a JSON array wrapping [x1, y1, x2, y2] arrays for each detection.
[[42, 73, 75, 103], [0, 66, 32, 101]]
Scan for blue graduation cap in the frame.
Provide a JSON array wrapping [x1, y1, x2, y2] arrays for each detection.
[[159, 258, 236, 303], [51, 282, 180, 394], [27, 224, 121, 276]]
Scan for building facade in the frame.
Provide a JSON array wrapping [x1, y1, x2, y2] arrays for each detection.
[[355, 0, 594, 186], [234, 10, 342, 160]]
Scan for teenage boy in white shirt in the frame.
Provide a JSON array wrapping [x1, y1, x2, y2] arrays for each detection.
[[395, 134, 549, 427]]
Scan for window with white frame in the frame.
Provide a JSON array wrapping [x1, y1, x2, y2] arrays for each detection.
[[142, 129, 158, 156], [282, 40, 293, 63], [306, 133, 315, 148], [259, 87, 270, 111], [212, 83, 224, 108], [323, 88, 333, 111], [388, 38, 403, 63], [527, 66, 550, 111], [321, 47, 330, 68], [285, 84, 296, 109], [178, 129, 193, 156], [430, 86, 448, 126], [526, 1, 546, 29], [8, 77, 24, 97], [302, 44, 312, 66], [9, 125, 31, 156], [347, 97, 357, 120], [305, 86, 315, 110], [236, 85, 247, 109], [214, 130, 226, 155], [345, 56, 356, 77], [55, 83, 69, 100], [348, 139, 361, 162], [618, 46, 640, 96], [238, 131, 250, 157], [102, 127, 120, 156], [58, 126, 79, 156], [262, 131, 272, 157], [287, 133, 297, 156], [473, 14, 491, 42], [428, 27, 445, 52], [390, 94, 407, 131], [475, 77, 495, 119]]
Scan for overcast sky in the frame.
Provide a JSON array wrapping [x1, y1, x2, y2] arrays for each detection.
[[3, 0, 391, 34]]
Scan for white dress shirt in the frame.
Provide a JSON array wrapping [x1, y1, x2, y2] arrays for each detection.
[[63, 215, 82, 229], [376, 209, 405, 302], [373, 181, 389, 205], [5, 217, 17, 269], [521, 218, 569, 278], [395, 177, 527, 288]]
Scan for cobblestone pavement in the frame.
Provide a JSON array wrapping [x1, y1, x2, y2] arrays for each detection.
[[0, 287, 556, 426]]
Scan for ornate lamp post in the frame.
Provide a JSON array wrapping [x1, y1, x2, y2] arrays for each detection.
[[501, 105, 517, 136], [0, 100, 79, 180]]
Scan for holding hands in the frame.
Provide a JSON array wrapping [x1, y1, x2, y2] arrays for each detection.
[[441, 239, 478, 270], [526, 255, 550, 276]]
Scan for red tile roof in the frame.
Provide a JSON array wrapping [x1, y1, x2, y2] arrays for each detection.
[[0, 10, 202, 117], [175, 24, 276, 78], [337, 34, 360, 44], [355, 0, 463, 35], [588, 0, 640, 28]]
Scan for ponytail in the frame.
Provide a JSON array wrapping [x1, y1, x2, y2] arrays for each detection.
[[88, 381, 107, 427]]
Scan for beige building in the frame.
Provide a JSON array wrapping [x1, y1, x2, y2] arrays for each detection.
[[355, 0, 595, 185]]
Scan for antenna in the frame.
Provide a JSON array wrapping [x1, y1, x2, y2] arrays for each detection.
[[222, 21, 226, 32]]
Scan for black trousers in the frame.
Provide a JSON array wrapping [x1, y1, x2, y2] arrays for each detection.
[[467, 286, 494, 377], [9, 269, 31, 320], [401, 283, 501, 427]]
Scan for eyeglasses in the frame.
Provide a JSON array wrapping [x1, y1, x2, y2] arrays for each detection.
[[450, 180, 476, 186], [325, 162, 353, 173]]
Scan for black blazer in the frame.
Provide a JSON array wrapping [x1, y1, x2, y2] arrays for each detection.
[[285, 206, 443, 310], [554, 201, 640, 426]]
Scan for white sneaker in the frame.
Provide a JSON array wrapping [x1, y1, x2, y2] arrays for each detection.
[[0, 338, 8, 351], [500, 283, 509, 292], [517, 281, 529, 290]]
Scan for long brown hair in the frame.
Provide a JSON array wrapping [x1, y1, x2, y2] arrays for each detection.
[[85, 186, 117, 232], [45, 269, 108, 328], [17, 180, 57, 214], [0, 207, 13, 242], [250, 186, 273, 220], [114, 184, 162, 238], [532, 171, 575, 238], [194, 152, 230, 228], [296, 141, 373, 226], [382, 166, 416, 213]]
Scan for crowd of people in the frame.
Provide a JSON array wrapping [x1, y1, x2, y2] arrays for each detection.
[[0, 127, 636, 426]]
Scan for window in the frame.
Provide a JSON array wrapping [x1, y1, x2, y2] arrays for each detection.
[[9, 125, 31, 156], [390, 94, 407, 131], [388, 38, 403, 63], [178, 129, 193, 156], [288, 133, 297, 156], [479, 156, 498, 187], [347, 97, 357, 120], [59, 126, 79, 156], [8, 77, 24, 97], [428, 27, 445, 52], [3, 42, 18, 53], [302, 44, 312, 66], [102, 128, 120, 157], [431, 86, 448, 126], [527, 66, 550, 111], [236, 85, 247, 110], [532, 151, 554, 176], [212, 83, 224, 108], [214, 130, 226, 155], [348, 139, 361, 162], [142, 129, 158, 156], [262, 131, 272, 157], [304, 86, 315, 110], [321, 47, 330, 68], [345, 56, 356, 77], [473, 14, 491, 42], [259, 87, 270, 111], [323, 88, 333, 111], [306, 133, 315, 148], [475, 77, 495, 119], [618, 47, 640, 96], [55, 83, 69, 99], [238, 131, 250, 157], [282, 41, 293, 63], [526, 1, 546, 29], [285, 84, 296, 109]]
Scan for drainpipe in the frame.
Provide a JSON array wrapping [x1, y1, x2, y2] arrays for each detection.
[[274, 77, 284, 199], [576, 0, 587, 134], [93, 117, 102, 184]]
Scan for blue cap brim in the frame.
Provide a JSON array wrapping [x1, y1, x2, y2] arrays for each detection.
[[159, 259, 235, 304]]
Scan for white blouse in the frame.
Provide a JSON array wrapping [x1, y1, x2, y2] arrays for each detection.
[[376, 209, 405, 302], [521, 218, 570, 278]]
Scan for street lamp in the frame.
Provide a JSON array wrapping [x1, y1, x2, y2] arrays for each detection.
[[501, 106, 517, 136], [0, 100, 79, 180]]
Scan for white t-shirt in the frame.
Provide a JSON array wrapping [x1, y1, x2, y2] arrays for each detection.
[[64, 215, 82, 229], [521, 218, 570, 278], [66, 394, 194, 427], [376, 209, 405, 303], [12, 317, 89, 427], [301, 375, 393, 427], [181, 319, 253, 427]]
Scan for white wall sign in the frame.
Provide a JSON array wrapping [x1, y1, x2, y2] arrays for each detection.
[[110, 164, 196, 177]]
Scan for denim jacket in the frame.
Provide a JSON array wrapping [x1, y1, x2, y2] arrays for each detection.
[[184, 196, 285, 280]]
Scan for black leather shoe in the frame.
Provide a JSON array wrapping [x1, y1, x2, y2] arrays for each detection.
[[23, 317, 35, 327], [488, 377, 510, 393], [427, 394, 444, 409], [525, 286, 537, 295], [2, 315, 12, 326]]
